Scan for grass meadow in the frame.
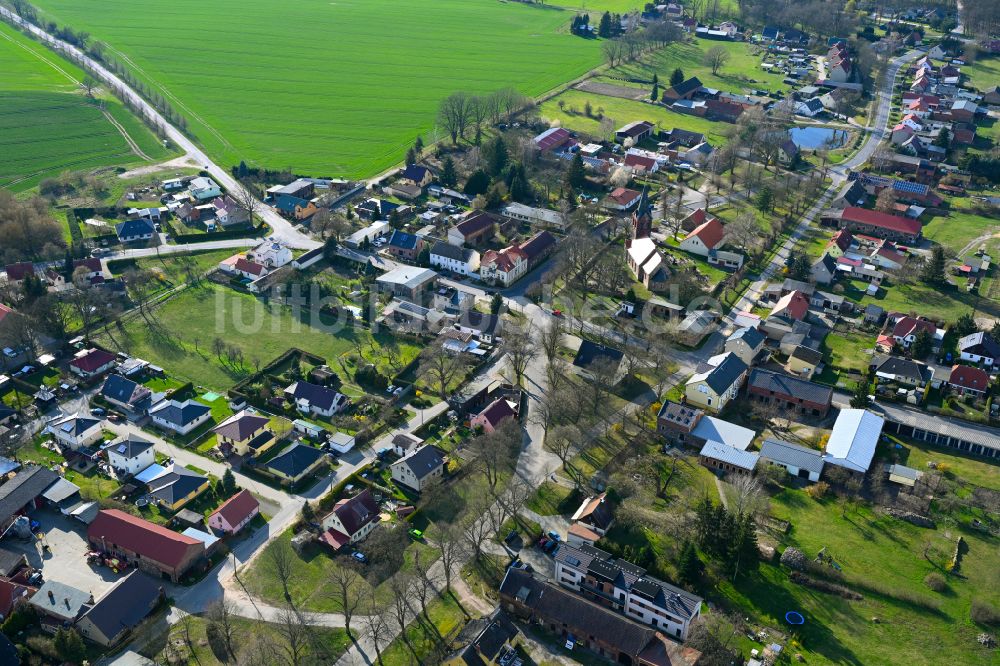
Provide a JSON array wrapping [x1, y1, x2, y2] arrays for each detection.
[[30, 0, 604, 178], [0, 21, 171, 191], [95, 281, 421, 391]]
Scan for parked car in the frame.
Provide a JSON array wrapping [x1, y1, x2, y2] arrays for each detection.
[[547, 530, 561, 542], [351, 551, 367, 563], [90, 407, 106, 417], [407, 529, 423, 540]]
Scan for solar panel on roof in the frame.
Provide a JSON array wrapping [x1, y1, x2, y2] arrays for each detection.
[[61, 423, 73, 432], [117, 444, 127, 454]]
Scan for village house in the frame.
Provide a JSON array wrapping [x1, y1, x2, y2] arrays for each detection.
[[146, 465, 210, 512], [662, 76, 703, 102], [889, 315, 937, 350], [212, 410, 274, 457], [552, 542, 703, 641], [502, 202, 567, 230], [499, 569, 701, 666], [284, 381, 349, 418], [384, 230, 425, 262], [448, 211, 497, 246], [604, 187, 643, 212], [87, 509, 205, 582], [107, 433, 155, 477], [148, 399, 212, 436], [480, 244, 528, 287], [470, 397, 518, 434], [210, 195, 250, 228], [391, 444, 446, 492], [248, 240, 293, 269], [948, 364, 991, 397], [430, 241, 480, 276], [115, 218, 156, 244], [567, 492, 615, 547], [746, 368, 833, 417], [188, 176, 222, 201], [319, 489, 380, 551], [74, 570, 162, 647], [958, 331, 1000, 366], [69, 348, 117, 379], [208, 489, 260, 535], [699, 439, 760, 475], [724, 326, 766, 366], [786, 344, 823, 378], [376, 266, 437, 303], [29, 580, 92, 627], [264, 442, 326, 485], [275, 195, 318, 221], [100, 374, 152, 416], [47, 413, 103, 450], [870, 355, 934, 393], [684, 352, 749, 411], [533, 127, 575, 153], [442, 609, 521, 666]]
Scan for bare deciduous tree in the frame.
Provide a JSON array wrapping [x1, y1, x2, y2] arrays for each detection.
[[360, 591, 392, 665], [206, 599, 242, 662], [501, 322, 537, 387], [419, 340, 464, 400], [267, 542, 295, 603], [232, 181, 263, 226], [327, 566, 364, 638], [438, 92, 472, 144], [544, 424, 581, 470], [434, 523, 468, 594]]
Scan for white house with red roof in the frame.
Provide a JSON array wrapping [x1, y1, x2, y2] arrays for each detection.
[[480, 245, 528, 287], [232, 258, 268, 280], [769, 291, 810, 322], [69, 348, 117, 379], [319, 489, 380, 551], [623, 153, 659, 174], [208, 489, 260, 535], [604, 187, 642, 212], [679, 218, 726, 257], [949, 365, 990, 396], [889, 315, 937, 349]]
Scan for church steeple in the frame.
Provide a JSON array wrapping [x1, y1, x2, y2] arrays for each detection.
[[631, 186, 652, 240]]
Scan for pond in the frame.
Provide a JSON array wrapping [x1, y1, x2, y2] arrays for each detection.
[[789, 126, 850, 149]]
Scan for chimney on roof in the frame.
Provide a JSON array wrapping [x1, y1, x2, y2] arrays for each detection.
[[47, 590, 54, 603]]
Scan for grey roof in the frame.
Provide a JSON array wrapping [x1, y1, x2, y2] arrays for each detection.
[[111, 433, 154, 460], [29, 580, 92, 622], [874, 401, 1000, 452], [759, 439, 825, 474], [285, 381, 342, 412], [871, 355, 933, 384], [958, 331, 1000, 358], [376, 265, 437, 290], [886, 463, 921, 481], [457, 310, 499, 336], [430, 240, 466, 262], [78, 570, 160, 640], [699, 440, 760, 470], [396, 444, 446, 479], [700, 353, 748, 394], [573, 340, 625, 370], [51, 413, 102, 437], [265, 442, 325, 478], [727, 326, 765, 349], [748, 368, 833, 405], [691, 415, 755, 450], [147, 466, 207, 505], [101, 375, 151, 408], [790, 345, 823, 365], [0, 466, 59, 523], [150, 399, 210, 427]]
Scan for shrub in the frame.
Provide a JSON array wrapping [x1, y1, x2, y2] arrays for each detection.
[[972, 600, 1000, 627], [806, 481, 830, 499], [924, 572, 947, 592]]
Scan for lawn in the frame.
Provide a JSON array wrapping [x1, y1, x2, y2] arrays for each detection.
[[962, 56, 1000, 94], [719, 475, 1000, 666], [145, 614, 350, 664], [0, 21, 172, 192], [94, 282, 420, 391], [539, 89, 733, 145], [816, 328, 875, 387], [378, 593, 469, 666], [525, 481, 579, 516], [611, 39, 791, 96], [922, 198, 1000, 257], [29, 0, 603, 177], [107, 250, 237, 288]]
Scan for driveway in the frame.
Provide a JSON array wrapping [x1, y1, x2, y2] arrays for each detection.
[[3, 508, 119, 597]]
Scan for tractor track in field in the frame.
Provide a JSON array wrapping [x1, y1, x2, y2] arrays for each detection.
[[100, 107, 152, 161]]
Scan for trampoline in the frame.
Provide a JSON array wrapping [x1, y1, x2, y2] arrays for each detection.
[[786, 611, 805, 625], [201, 392, 221, 402]]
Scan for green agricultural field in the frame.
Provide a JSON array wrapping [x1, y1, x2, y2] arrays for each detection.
[[29, 0, 603, 178], [0, 21, 171, 191], [539, 88, 732, 143]]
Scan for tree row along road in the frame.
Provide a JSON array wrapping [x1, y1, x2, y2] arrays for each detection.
[[0, 7, 319, 250]]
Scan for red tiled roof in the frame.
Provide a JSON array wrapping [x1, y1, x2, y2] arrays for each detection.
[[70, 348, 116, 373], [88, 509, 203, 569], [330, 489, 379, 536], [73, 258, 102, 274], [4, 263, 34, 282], [624, 154, 656, 170], [891, 316, 936, 339], [771, 290, 810, 320], [685, 217, 725, 250], [319, 528, 351, 551], [210, 489, 259, 528], [0, 579, 33, 617], [233, 258, 266, 276], [609, 187, 641, 206], [830, 229, 853, 251], [949, 364, 989, 391], [0, 304, 12, 325], [455, 211, 496, 238], [683, 208, 709, 227], [841, 207, 921, 236], [482, 246, 527, 273]]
